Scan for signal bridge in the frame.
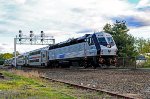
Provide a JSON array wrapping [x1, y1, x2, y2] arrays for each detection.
[[14, 30, 55, 67], [16, 30, 55, 45]]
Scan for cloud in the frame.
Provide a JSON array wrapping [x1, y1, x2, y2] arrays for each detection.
[[136, 0, 150, 8], [137, 6, 150, 11], [0, 46, 5, 52], [71, 8, 85, 13], [13, 0, 26, 4], [111, 16, 150, 27], [0, 43, 12, 53], [129, 26, 150, 39], [0, 0, 150, 53], [1, 0, 133, 33], [0, 42, 48, 53], [76, 28, 93, 33], [136, 0, 150, 11]]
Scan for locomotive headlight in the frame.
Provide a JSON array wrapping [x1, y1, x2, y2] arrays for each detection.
[[107, 44, 111, 48]]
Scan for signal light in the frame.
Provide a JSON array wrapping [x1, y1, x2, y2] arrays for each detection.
[[30, 34, 32, 37], [19, 34, 21, 37], [19, 30, 22, 33], [30, 31, 33, 37], [30, 31, 33, 33], [41, 31, 44, 37], [19, 30, 22, 37]]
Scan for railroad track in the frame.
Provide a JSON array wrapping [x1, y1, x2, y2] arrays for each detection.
[[40, 76, 135, 99]]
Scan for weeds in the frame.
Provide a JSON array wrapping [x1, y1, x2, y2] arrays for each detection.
[[0, 70, 74, 99], [0, 69, 112, 99]]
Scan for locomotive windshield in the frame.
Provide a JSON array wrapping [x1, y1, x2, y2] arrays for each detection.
[[97, 37, 107, 46], [107, 37, 114, 46]]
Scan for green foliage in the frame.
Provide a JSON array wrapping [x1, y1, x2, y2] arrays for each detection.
[[0, 53, 14, 65], [0, 60, 5, 65], [135, 38, 150, 54], [103, 20, 138, 57], [143, 58, 150, 68], [0, 71, 75, 99], [0, 53, 13, 60], [0, 52, 20, 65], [12, 51, 20, 56], [0, 51, 20, 60]]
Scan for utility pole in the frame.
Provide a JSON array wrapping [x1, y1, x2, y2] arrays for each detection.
[[14, 30, 55, 68]]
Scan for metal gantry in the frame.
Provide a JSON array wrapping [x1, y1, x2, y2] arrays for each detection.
[[14, 30, 55, 67]]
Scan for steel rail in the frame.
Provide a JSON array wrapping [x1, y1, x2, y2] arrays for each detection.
[[40, 76, 135, 99]]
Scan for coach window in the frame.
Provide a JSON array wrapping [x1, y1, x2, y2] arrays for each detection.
[[43, 54, 45, 57]]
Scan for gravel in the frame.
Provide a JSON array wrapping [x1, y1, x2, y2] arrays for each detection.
[[40, 68, 150, 99]]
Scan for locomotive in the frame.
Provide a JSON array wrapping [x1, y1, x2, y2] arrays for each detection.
[[4, 31, 117, 68]]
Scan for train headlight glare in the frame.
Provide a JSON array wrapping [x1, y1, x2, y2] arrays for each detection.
[[107, 44, 111, 48]]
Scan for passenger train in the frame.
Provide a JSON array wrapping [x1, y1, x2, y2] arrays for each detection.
[[4, 31, 118, 68]]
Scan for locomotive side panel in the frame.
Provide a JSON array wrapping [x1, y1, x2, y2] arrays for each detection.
[[48, 42, 97, 61]]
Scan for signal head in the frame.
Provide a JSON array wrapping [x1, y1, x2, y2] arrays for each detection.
[[19, 30, 22, 33]]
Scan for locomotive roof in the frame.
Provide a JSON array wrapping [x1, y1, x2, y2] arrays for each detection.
[[49, 34, 90, 50], [48, 32, 112, 50]]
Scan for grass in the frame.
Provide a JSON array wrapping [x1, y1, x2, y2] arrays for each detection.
[[0, 70, 75, 99], [0, 69, 112, 99]]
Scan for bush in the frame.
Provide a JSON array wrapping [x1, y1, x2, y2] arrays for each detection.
[[143, 58, 150, 68], [0, 60, 4, 65]]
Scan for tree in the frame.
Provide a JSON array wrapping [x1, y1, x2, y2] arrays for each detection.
[[103, 20, 137, 57], [12, 51, 20, 56], [1, 53, 14, 59], [143, 39, 150, 53], [0, 53, 14, 65], [136, 38, 150, 54], [0, 51, 20, 60], [135, 38, 146, 54]]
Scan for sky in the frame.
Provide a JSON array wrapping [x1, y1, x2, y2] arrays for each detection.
[[0, 0, 150, 53]]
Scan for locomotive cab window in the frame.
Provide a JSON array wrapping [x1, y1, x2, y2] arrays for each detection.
[[107, 37, 114, 46], [87, 37, 94, 45], [98, 37, 107, 46]]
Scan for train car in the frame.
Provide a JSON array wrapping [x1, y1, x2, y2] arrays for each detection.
[[4, 59, 9, 66], [16, 54, 26, 66], [6, 31, 117, 68], [48, 31, 117, 68], [27, 47, 49, 67], [5, 58, 15, 66]]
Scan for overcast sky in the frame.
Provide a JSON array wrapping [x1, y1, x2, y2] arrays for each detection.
[[0, 0, 150, 53]]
